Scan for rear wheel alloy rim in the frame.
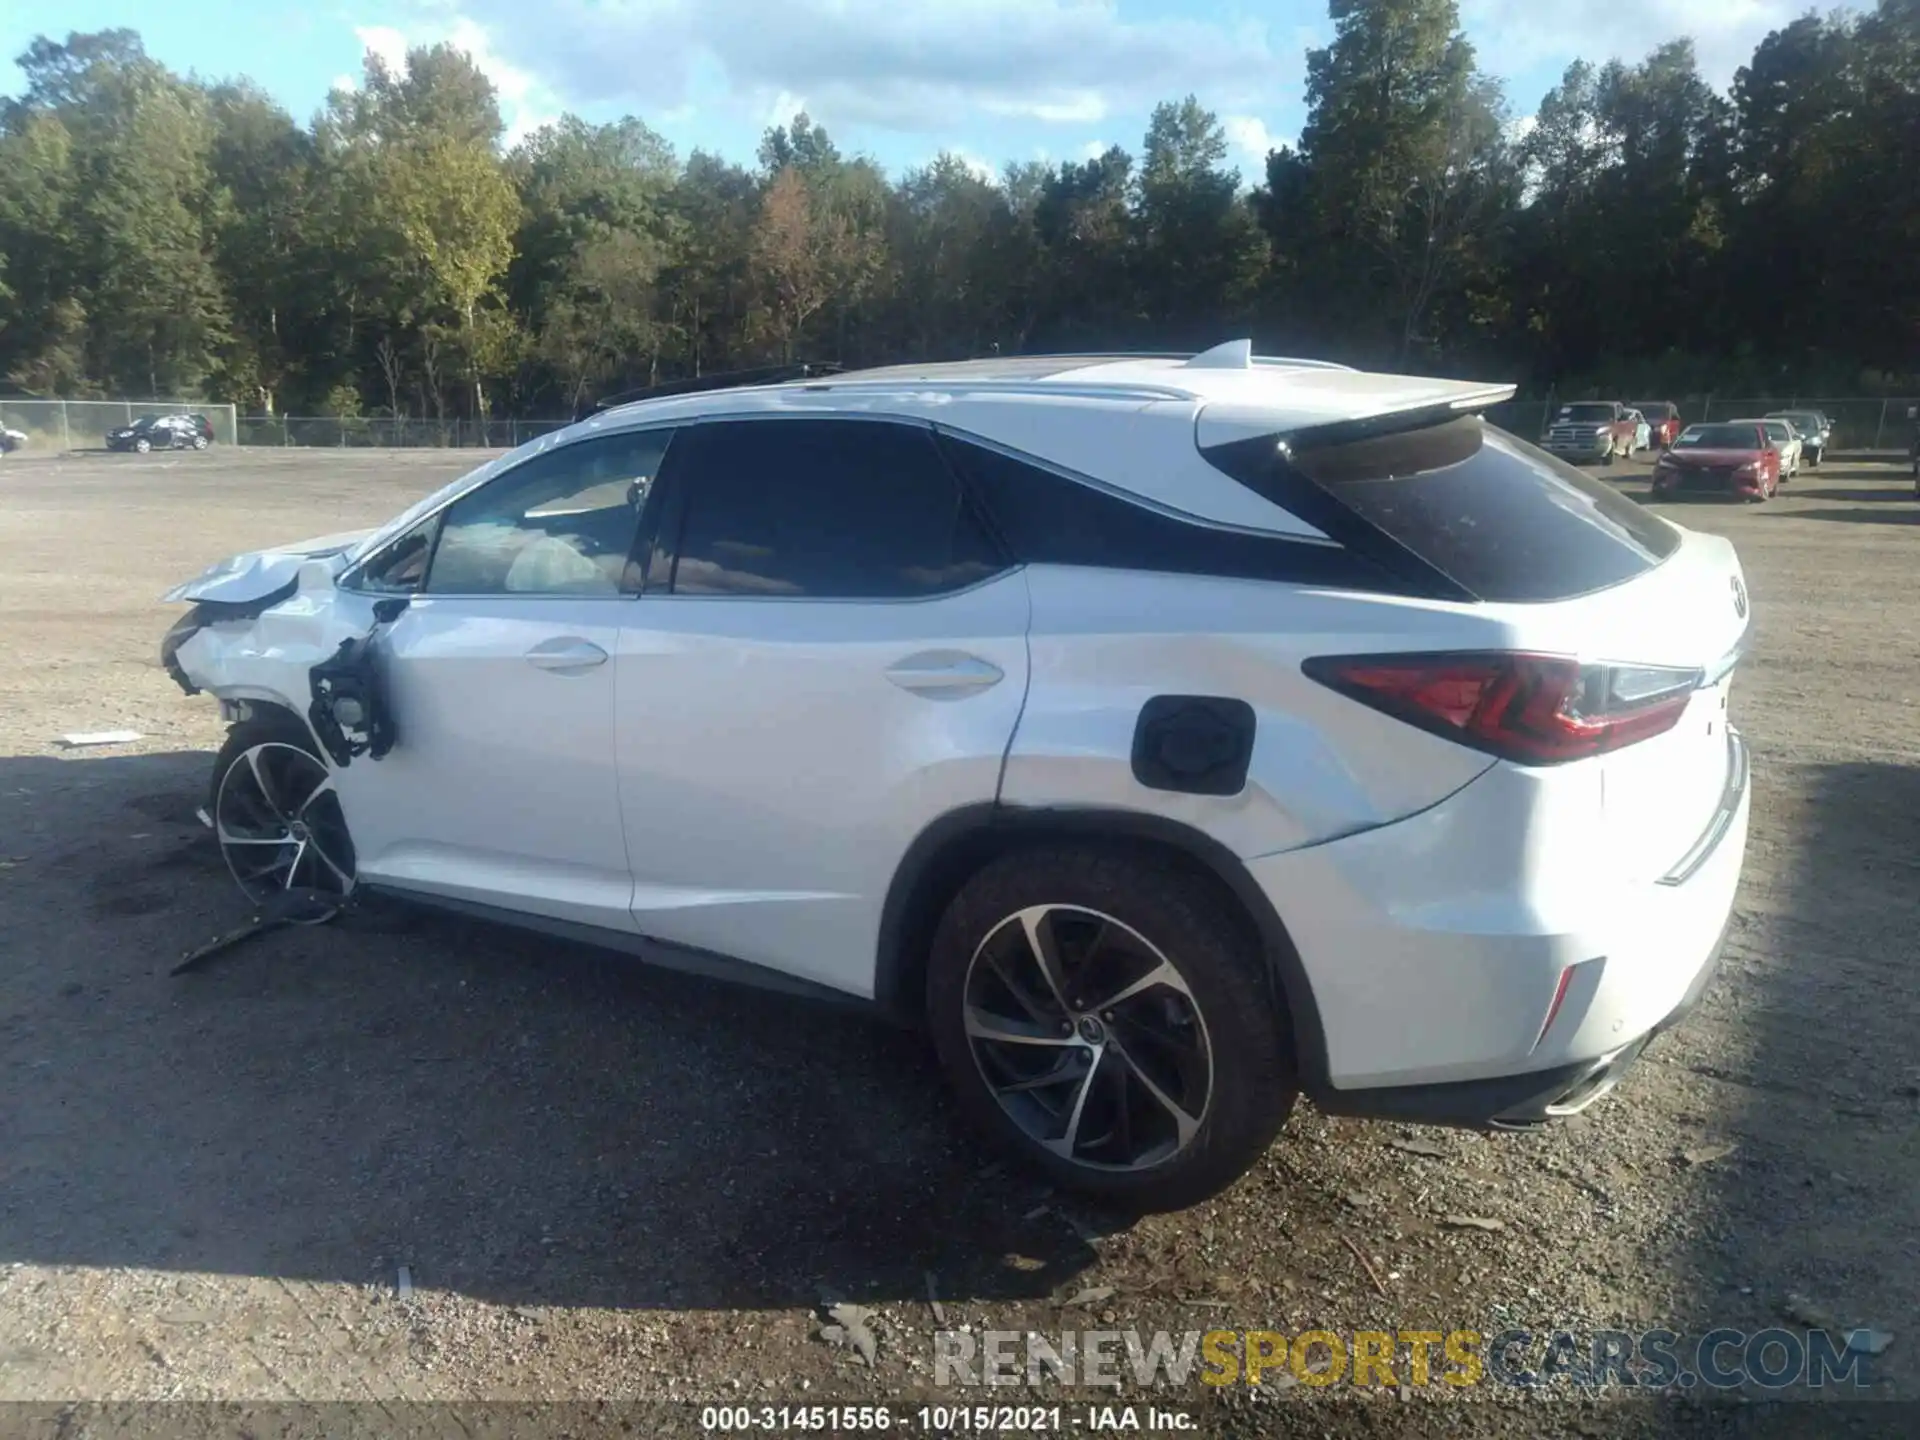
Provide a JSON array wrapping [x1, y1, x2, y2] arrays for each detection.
[[215, 742, 355, 917], [962, 904, 1213, 1172]]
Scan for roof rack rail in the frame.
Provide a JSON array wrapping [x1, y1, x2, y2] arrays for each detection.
[[975, 344, 1356, 373], [583, 362, 845, 419]]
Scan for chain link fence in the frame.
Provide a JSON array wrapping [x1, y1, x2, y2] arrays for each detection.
[[9, 396, 1915, 458], [1689, 398, 1918, 451], [1488, 397, 1918, 452], [233, 416, 572, 449], [0, 399, 239, 453]]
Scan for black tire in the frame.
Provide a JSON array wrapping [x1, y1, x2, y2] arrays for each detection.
[[209, 711, 355, 920], [192, 434, 209, 450], [926, 846, 1296, 1211], [133, 437, 151, 454]]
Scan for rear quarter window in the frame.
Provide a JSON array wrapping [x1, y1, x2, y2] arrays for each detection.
[[1205, 416, 1682, 604]]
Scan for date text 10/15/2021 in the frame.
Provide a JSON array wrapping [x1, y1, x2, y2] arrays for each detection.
[[701, 1408, 1194, 1432]]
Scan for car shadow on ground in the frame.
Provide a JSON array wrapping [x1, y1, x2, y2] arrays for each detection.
[[0, 751, 1106, 1314], [1656, 758, 1919, 1399], [1779, 481, 1914, 503], [1769, 508, 1920, 526]]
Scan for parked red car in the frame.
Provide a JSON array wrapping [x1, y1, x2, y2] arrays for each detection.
[[1650, 422, 1780, 501], [1629, 401, 1683, 449]]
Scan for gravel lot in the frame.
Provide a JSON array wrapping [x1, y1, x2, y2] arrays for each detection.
[[1, 445, 1914, 1435]]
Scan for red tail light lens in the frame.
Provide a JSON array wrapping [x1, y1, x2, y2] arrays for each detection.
[[1303, 651, 1702, 764]]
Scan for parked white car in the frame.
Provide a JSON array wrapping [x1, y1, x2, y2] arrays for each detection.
[[159, 342, 1751, 1209], [0, 425, 26, 455], [1737, 416, 1802, 480]]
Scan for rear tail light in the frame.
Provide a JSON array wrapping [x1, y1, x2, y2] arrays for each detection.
[[1302, 651, 1702, 764]]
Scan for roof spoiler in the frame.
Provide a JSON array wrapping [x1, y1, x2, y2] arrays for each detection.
[[581, 362, 846, 420], [1273, 385, 1519, 453]]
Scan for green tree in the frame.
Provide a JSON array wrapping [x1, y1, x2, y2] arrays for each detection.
[[1133, 96, 1268, 341], [382, 134, 521, 417]]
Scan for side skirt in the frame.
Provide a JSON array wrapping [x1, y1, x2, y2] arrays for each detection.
[[359, 881, 877, 1013]]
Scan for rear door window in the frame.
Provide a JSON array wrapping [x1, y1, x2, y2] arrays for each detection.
[[663, 419, 1005, 599], [1205, 416, 1681, 603]]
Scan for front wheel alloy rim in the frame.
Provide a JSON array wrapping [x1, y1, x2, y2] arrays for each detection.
[[215, 742, 355, 916], [962, 904, 1213, 1172]]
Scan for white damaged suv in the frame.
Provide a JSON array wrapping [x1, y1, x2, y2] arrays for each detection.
[[161, 343, 1751, 1209]]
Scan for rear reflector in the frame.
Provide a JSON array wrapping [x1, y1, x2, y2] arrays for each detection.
[[1303, 651, 1701, 764], [1533, 965, 1576, 1052]]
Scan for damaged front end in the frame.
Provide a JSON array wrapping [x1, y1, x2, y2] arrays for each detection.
[[160, 530, 403, 768], [307, 599, 407, 766]]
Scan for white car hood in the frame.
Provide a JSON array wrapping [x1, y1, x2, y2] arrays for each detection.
[[162, 528, 374, 604]]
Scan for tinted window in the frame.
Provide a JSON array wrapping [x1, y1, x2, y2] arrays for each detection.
[[1205, 417, 1681, 604], [939, 434, 1410, 593], [1676, 425, 1763, 449], [667, 420, 1003, 599], [1558, 404, 1616, 423], [427, 429, 670, 596]]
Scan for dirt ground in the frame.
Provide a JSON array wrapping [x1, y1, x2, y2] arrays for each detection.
[[0, 444, 1914, 1437]]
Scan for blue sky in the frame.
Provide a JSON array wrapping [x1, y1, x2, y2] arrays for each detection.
[[2, 0, 1833, 181]]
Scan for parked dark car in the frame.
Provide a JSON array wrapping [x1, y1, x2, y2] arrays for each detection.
[[1766, 410, 1831, 467], [107, 413, 214, 453], [1628, 401, 1684, 449], [1651, 422, 1781, 501]]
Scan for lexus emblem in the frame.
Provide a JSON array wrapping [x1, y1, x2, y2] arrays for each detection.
[[1731, 575, 1748, 619]]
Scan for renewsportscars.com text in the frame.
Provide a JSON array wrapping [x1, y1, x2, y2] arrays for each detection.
[[933, 1326, 1873, 1391]]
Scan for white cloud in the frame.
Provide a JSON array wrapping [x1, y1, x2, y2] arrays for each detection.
[[349, 18, 561, 145], [354, 25, 410, 74], [1460, 0, 1831, 91], [1079, 140, 1109, 161], [360, 0, 1286, 137], [1222, 114, 1284, 174], [764, 90, 808, 129], [953, 151, 997, 182]]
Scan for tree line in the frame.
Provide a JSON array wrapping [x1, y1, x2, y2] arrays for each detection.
[[1, 0, 1916, 420]]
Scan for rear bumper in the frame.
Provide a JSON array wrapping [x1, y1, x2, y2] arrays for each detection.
[[1251, 726, 1749, 1117], [1311, 905, 1730, 1128]]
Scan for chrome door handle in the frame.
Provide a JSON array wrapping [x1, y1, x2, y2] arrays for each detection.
[[525, 637, 609, 673], [885, 651, 1004, 698]]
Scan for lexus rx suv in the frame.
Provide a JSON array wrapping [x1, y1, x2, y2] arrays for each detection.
[[158, 343, 1750, 1209]]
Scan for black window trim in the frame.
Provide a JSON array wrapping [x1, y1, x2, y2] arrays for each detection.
[[931, 421, 1348, 549], [641, 412, 1019, 606], [337, 424, 680, 601], [1202, 409, 1686, 605], [934, 424, 1436, 596]]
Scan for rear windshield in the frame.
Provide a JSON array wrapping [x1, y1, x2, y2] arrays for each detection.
[[1557, 404, 1616, 423], [1629, 402, 1674, 418], [1677, 425, 1761, 448], [1205, 417, 1680, 603]]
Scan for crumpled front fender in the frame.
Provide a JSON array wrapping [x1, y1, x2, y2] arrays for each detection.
[[162, 529, 372, 606], [167, 560, 380, 723]]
